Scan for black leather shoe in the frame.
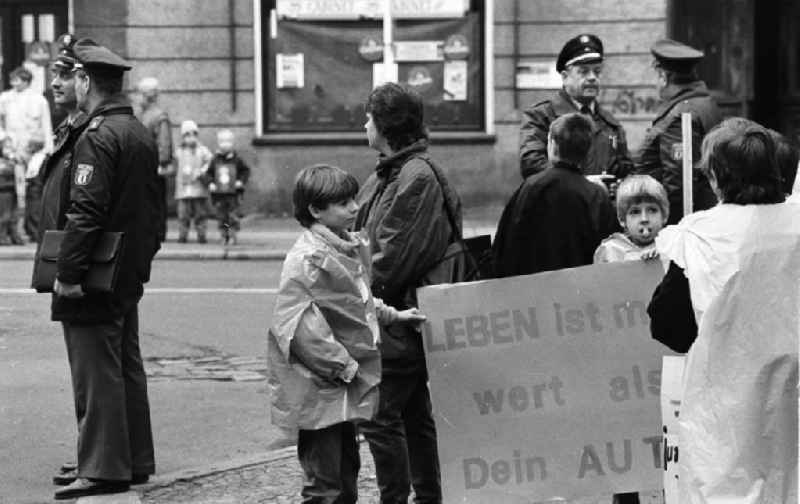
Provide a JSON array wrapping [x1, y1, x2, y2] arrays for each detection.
[[54, 478, 130, 500], [52, 468, 77, 486]]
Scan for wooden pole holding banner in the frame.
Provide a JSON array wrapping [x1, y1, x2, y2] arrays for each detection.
[[681, 113, 693, 217]]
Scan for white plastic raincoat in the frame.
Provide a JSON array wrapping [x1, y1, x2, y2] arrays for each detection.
[[657, 203, 800, 504], [267, 225, 394, 431]]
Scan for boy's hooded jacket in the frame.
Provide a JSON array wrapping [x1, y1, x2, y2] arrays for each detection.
[[268, 225, 394, 431]]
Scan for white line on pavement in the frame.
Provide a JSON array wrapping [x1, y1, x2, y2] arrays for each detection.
[[0, 287, 279, 295]]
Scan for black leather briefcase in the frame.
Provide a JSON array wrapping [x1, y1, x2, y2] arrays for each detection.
[[32, 230, 124, 293]]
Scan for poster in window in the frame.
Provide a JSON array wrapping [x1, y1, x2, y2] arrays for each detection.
[[406, 65, 434, 93], [394, 41, 443, 62], [443, 60, 467, 101], [276, 53, 305, 88]]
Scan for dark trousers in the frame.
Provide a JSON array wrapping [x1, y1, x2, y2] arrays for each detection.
[[360, 371, 442, 504], [156, 175, 168, 242], [62, 307, 155, 481], [614, 493, 640, 503], [297, 422, 360, 504], [213, 194, 240, 235]]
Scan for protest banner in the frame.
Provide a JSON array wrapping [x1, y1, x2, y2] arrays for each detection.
[[417, 261, 673, 503]]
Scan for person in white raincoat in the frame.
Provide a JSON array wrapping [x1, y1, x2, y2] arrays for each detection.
[[648, 118, 799, 503], [267, 164, 425, 503]]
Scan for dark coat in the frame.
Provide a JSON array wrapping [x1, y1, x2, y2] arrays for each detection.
[[205, 150, 251, 195], [355, 140, 461, 371], [519, 89, 634, 178], [38, 112, 89, 241], [647, 261, 698, 353], [634, 81, 723, 224], [40, 95, 161, 323], [492, 161, 617, 278]]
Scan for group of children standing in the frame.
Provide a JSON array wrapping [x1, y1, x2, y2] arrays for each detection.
[[171, 122, 250, 244]]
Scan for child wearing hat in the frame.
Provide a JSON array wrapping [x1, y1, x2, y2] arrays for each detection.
[[206, 129, 250, 245], [173, 120, 212, 243], [594, 174, 669, 263]]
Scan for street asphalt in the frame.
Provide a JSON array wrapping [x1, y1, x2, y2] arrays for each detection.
[[0, 259, 288, 504]]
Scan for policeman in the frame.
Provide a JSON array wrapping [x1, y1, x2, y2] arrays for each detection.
[[41, 38, 161, 501], [634, 39, 722, 224], [38, 34, 89, 244], [137, 77, 173, 242], [519, 34, 633, 179]]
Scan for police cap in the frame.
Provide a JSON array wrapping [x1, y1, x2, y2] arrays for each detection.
[[52, 33, 78, 71], [651, 39, 704, 73], [556, 34, 604, 73], [72, 38, 132, 75]]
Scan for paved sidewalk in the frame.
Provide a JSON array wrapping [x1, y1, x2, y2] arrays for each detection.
[[0, 214, 498, 262]]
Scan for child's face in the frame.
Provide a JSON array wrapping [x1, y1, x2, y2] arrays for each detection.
[[310, 197, 360, 234], [183, 132, 198, 147], [217, 133, 234, 153], [622, 201, 665, 246]]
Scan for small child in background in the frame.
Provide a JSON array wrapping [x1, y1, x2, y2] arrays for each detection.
[[0, 136, 23, 245], [268, 164, 425, 502], [174, 120, 212, 243], [594, 174, 669, 263], [23, 136, 47, 243], [207, 129, 250, 245]]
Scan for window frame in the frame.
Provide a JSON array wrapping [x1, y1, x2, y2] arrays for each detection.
[[252, 0, 495, 145]]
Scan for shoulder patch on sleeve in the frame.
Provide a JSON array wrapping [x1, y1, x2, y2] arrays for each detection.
[[74, 164, 95, 186], [671, 143, 684, 160], [88, 116, 104, 130]]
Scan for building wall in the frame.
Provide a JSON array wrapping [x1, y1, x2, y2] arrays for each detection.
[[72, 0, 668, 214]]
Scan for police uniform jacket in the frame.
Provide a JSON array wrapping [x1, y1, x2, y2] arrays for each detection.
[[38, 112, 89, 241], [519, 89, 634, 178], [42, 95, 161, 323], [634, 80, 722, 224]]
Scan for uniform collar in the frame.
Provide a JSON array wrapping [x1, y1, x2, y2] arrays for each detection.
[[87, 93, 133, 119], [652, 80, 711, 123], [553, 89, 619, 127]]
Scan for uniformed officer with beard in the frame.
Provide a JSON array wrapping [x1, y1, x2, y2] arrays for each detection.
[[519, 34, 634, 179], [634, 39, 723, 224], [36, 38, 161, 501]]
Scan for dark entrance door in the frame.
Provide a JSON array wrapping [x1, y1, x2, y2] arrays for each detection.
[[0, 0, 68, 90]]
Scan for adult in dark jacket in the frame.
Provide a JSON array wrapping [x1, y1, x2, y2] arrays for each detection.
[[355, 83, 461, 504], [634, 39, 723, 224], [36, 38, 161, 500], [494, 112, 617, 278], [519, 34, 633, 179]]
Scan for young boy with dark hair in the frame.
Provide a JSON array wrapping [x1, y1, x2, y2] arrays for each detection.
[[268, 164, 425, 503], [493, 112, 617, 276], [206, 129, 250, 245], [594, 174, 669, 263]]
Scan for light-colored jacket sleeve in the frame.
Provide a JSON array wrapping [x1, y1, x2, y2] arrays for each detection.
[[374, 297, 399, 325]]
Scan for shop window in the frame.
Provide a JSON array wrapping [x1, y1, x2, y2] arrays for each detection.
[[259, 0, 485, 135]]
